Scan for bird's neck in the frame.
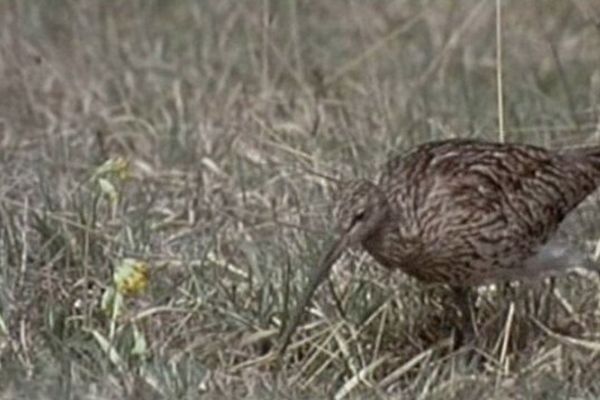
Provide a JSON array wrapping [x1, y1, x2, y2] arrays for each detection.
[[360, 205, 390, 246]]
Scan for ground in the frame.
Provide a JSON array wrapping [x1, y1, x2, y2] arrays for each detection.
[[1, 1, 600, 399]]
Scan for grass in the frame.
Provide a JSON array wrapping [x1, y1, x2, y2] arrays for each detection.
[[1, 1, 600, 398]]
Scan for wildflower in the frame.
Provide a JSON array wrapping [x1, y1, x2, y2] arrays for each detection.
[[94, 157, 131, 181], [114, 259, 150, 297]]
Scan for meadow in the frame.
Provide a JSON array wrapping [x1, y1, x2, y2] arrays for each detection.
[[1, 1, 600, 398]]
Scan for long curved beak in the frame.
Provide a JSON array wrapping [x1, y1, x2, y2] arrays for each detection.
[[278, 234, 350, 356]]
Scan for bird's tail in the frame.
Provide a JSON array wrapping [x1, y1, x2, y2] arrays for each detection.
[[561, 144, 600, 162], [560, 144, 600, 179]]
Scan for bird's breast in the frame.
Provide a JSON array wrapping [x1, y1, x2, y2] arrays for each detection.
[[359, 218, 511, 285], [362, 228, 431, 277]]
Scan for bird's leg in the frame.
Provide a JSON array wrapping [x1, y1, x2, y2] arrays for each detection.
[[541, 276, 556, 325], [451, 286, 477, 347]]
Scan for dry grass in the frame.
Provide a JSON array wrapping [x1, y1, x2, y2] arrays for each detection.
[[1, 1, 600, 398]]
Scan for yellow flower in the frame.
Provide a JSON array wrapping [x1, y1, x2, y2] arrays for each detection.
[[112, 157, 131, 181], [94, 157, 131, 181], [114, 259, 150, 297]]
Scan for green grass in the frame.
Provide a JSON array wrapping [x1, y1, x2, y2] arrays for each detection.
[[1, 1, 600, 398]]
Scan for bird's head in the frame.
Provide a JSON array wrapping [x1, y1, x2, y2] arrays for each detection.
[[333, 179, 389, 247]]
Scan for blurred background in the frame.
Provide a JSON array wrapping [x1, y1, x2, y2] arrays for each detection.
[[1, 1, 600, 399]]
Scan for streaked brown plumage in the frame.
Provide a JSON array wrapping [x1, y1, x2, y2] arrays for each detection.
[[279, 138, 600, 354]]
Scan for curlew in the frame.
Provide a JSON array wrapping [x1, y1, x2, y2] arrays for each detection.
[[279, 138, 600, 354]]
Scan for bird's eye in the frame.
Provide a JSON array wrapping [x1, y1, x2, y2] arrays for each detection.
[[353, 210, 365, 222]]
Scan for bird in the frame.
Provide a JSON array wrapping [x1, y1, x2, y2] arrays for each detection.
[[278, 138, 600, 355]]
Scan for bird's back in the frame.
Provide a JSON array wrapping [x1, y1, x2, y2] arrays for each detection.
[[363, 139, 600, 285]]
